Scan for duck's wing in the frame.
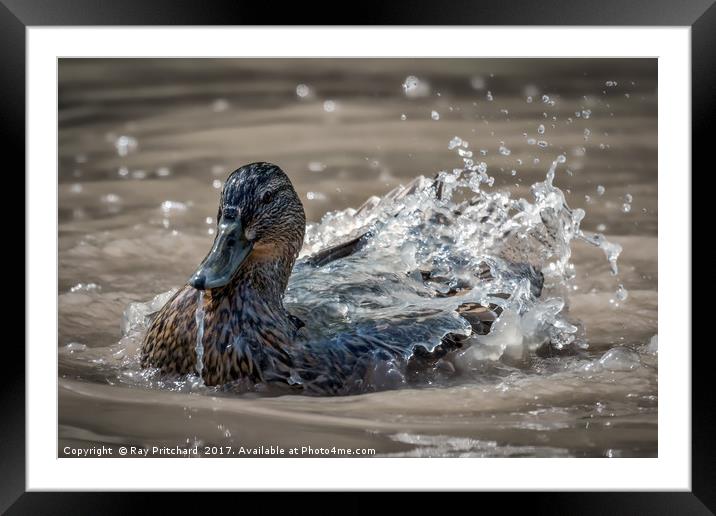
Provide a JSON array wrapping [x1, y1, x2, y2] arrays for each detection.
[[303, 176, 446, 268], [304, 232, 370, 267], [407, 301, 502, 369]]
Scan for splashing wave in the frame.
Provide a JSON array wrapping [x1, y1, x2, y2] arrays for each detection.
[[117, 137, 622, 393]]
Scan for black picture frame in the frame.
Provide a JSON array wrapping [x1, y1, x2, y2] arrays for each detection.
[[4, 0, 708, 513]]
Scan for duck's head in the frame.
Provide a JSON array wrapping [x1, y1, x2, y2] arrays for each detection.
[[189, 162, 306, 291]]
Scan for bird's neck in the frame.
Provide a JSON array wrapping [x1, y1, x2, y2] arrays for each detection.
[[207, 251, 294, 317], [195, 253, 298, 385]]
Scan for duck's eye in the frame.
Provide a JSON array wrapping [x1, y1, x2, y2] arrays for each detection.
[[261, 191, 275, 205]]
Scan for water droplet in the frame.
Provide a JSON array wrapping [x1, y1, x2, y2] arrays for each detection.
[[537, 140, 548, 148], [402, 76, 430, 98], [448, 136, 464, 150], [211, 98, 229, 112], [486, 91, 493, 101], [498, 145, 511, 156], [323, 100, 336, 112], [296, 84, 311, 98], [64, 342, 87, 353], [307, 191, 327, 201], [400, 113, 407, 121], [160, 200, 188, 215], [212, 179, 222, 189], [615, 284, 628, 301], [114, 135, 137, 157], [431, 110, 440, 121], [69, 283, 101, 293], [470, 76, 485, 90], [101, 193, 121, 204], [308, 161, 326, 173], [537, 124, 545, 134], [621, 203, 631, 213], [596, 185, 605, 195]]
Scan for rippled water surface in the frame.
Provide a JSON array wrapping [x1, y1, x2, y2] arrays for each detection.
[[59, 59, 657, 457]]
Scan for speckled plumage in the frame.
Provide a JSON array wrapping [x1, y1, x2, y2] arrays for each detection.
[[141, 267, 303, 386]]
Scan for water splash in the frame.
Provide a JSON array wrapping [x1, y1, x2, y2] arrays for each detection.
[[295, 138, 622, 365], [295, 84, 312, 99], [402, 76, 430, 98], [117, 136, 623, 392], [615, 284, 628, 301], [194, 290, 206, 381], [578, 232, 622, 275], [114, 135, 138, 157], [121, 288, 178, 337]]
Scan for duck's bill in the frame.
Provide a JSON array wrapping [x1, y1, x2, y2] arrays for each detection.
[[188, 220, 253, 290]]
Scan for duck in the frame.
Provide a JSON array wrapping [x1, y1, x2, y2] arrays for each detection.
[[140, 162, 543, 395]]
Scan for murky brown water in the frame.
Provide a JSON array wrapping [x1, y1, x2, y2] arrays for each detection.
[[58, 58, 657, 457]]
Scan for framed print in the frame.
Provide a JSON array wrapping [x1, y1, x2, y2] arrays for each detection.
[[4, 0, 710, 512]]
